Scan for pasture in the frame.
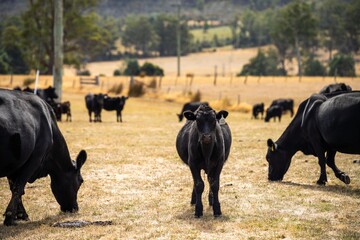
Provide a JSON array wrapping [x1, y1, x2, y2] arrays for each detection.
[[0, 75, 360, 239]]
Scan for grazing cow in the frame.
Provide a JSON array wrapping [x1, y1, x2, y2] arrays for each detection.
[[270, 98, 294, 117], [85, 93, 104, 122], [176, 105, 232, 217], [266, 91, 360, 185], [53, 101, 72, 122], [252, 103, 264, 119], [264, 105, 282, 122], [177, 101, 209, 122], [0, 89, 87, 226], [319, 82, 352, 94], [103, 95, 129, 122]]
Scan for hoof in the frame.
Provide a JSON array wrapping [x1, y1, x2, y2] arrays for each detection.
[[4, 217, 16, 226], [316, 179, 327, 185], [341, 174, 351, 184], [194, 213, 203, 218], [16, 213, 29, 221]]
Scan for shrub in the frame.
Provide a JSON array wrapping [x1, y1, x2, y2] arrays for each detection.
[[108, 83, 123, 95], [148, 78, 157, 89], [23, 78, 35, 87], [329, 54, 356, 77], [128, 81, 145, 97], [304, 57, 326, 76], [113, 69, 121, 76], [140, 62, 164, 76], [190, 90, 201, 102], [77, 69, 91, 76], [238, 48, 284, 76], [123, 59, 140, 76]]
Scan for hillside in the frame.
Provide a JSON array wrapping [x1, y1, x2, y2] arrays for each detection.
[[0, 0, 292, 22]]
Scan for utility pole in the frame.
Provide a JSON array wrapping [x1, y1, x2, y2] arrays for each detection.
[[173, 1, 181, 77], [54, 0, 63, 101]]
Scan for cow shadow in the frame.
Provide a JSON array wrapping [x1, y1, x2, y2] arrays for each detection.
[[176, 205, 231, 232], [280, 181, 360, 197], [0, 213, 75, 239]]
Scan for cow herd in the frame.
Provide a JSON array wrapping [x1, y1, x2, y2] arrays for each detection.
[[0, 81, 358, 225]]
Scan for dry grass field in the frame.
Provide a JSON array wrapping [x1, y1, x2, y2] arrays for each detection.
[[0, 75, 360, 239]]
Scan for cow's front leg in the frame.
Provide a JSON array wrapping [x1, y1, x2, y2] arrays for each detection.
[[317, 155, 327, 185], [326, 151, 350, 184], [189, 165, 204, 218]]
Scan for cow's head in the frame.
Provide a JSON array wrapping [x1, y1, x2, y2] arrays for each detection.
[[184, 105, 228, 145], [50, 150, 87, 213], [266, 139, 291, 181], [44, 86, 59, 100]]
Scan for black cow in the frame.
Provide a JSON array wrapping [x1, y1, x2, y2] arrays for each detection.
[[53, 101, 72, 122], [85, 93, 104, 122], [270, 98, 294, 117], [264, 105, 282, 122], [23, 86, 58, 105], [266, 91, 360, 185], [319, 82, 352, 94], [177, 101, 209, 122], [176, 105, 232, 217], [0, 89, 87, 226], [252, 103, 264, 119], [103, 95, 129, 122]]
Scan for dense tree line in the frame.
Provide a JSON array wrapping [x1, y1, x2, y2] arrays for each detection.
[[0, 0, 359, 76]]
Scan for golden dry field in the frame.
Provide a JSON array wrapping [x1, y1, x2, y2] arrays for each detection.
[[0, 75, 360, 239]]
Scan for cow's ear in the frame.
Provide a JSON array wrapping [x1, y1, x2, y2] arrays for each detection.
[[216, 110, 228, 120], [184, 110, 196, 120], [267, 139, 276, 152], [76, 150, 87, 170]]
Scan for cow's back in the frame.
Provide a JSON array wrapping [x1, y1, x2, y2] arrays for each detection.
[[0, 89, 53, 177], [316, 92, 360, 153]]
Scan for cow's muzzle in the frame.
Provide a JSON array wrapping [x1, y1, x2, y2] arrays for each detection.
[[201, 134, 212, 144]]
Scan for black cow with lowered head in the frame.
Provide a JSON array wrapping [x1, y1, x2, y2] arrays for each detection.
[[270, 98, 294, 117], [85, 93, 105, 122], [176, 104, 232, 217], [103, 95, 129, 122], [252, 102, 264, 119], [319, 82, 352, 94], [266, 91, 360, 185], [177, 101, 209, 122], [264, 105, 282, 122], [0, 89, 87, 226]]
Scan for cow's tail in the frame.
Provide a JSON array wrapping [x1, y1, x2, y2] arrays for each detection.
[[301, 94, 327, 128]]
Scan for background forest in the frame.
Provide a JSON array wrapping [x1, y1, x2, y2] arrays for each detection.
[[0, 0, 359, 77]]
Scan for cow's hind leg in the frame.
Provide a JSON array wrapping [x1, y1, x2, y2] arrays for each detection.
[[4, 179, 26, 226], [7, 179, 29, 221], [326, 151, 350, 184], [316, 154, 327, 185]]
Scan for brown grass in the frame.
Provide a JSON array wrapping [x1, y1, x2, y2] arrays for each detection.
[[0, 76, 359, 239]]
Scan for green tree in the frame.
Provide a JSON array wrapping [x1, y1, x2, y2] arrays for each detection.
[[152, 14, 192, 57], [343, 0, 360, 54], [238, 48, 284, 76], [122, 16, 159, 57], [270, 1, 317, 76], [123, 59, 140, 76], [318, 0, 347, 60], [21, 0, 115, 74], [303, 56, 326, 76], [140, 62, 164, 76], [328, 54, 356, 77]]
